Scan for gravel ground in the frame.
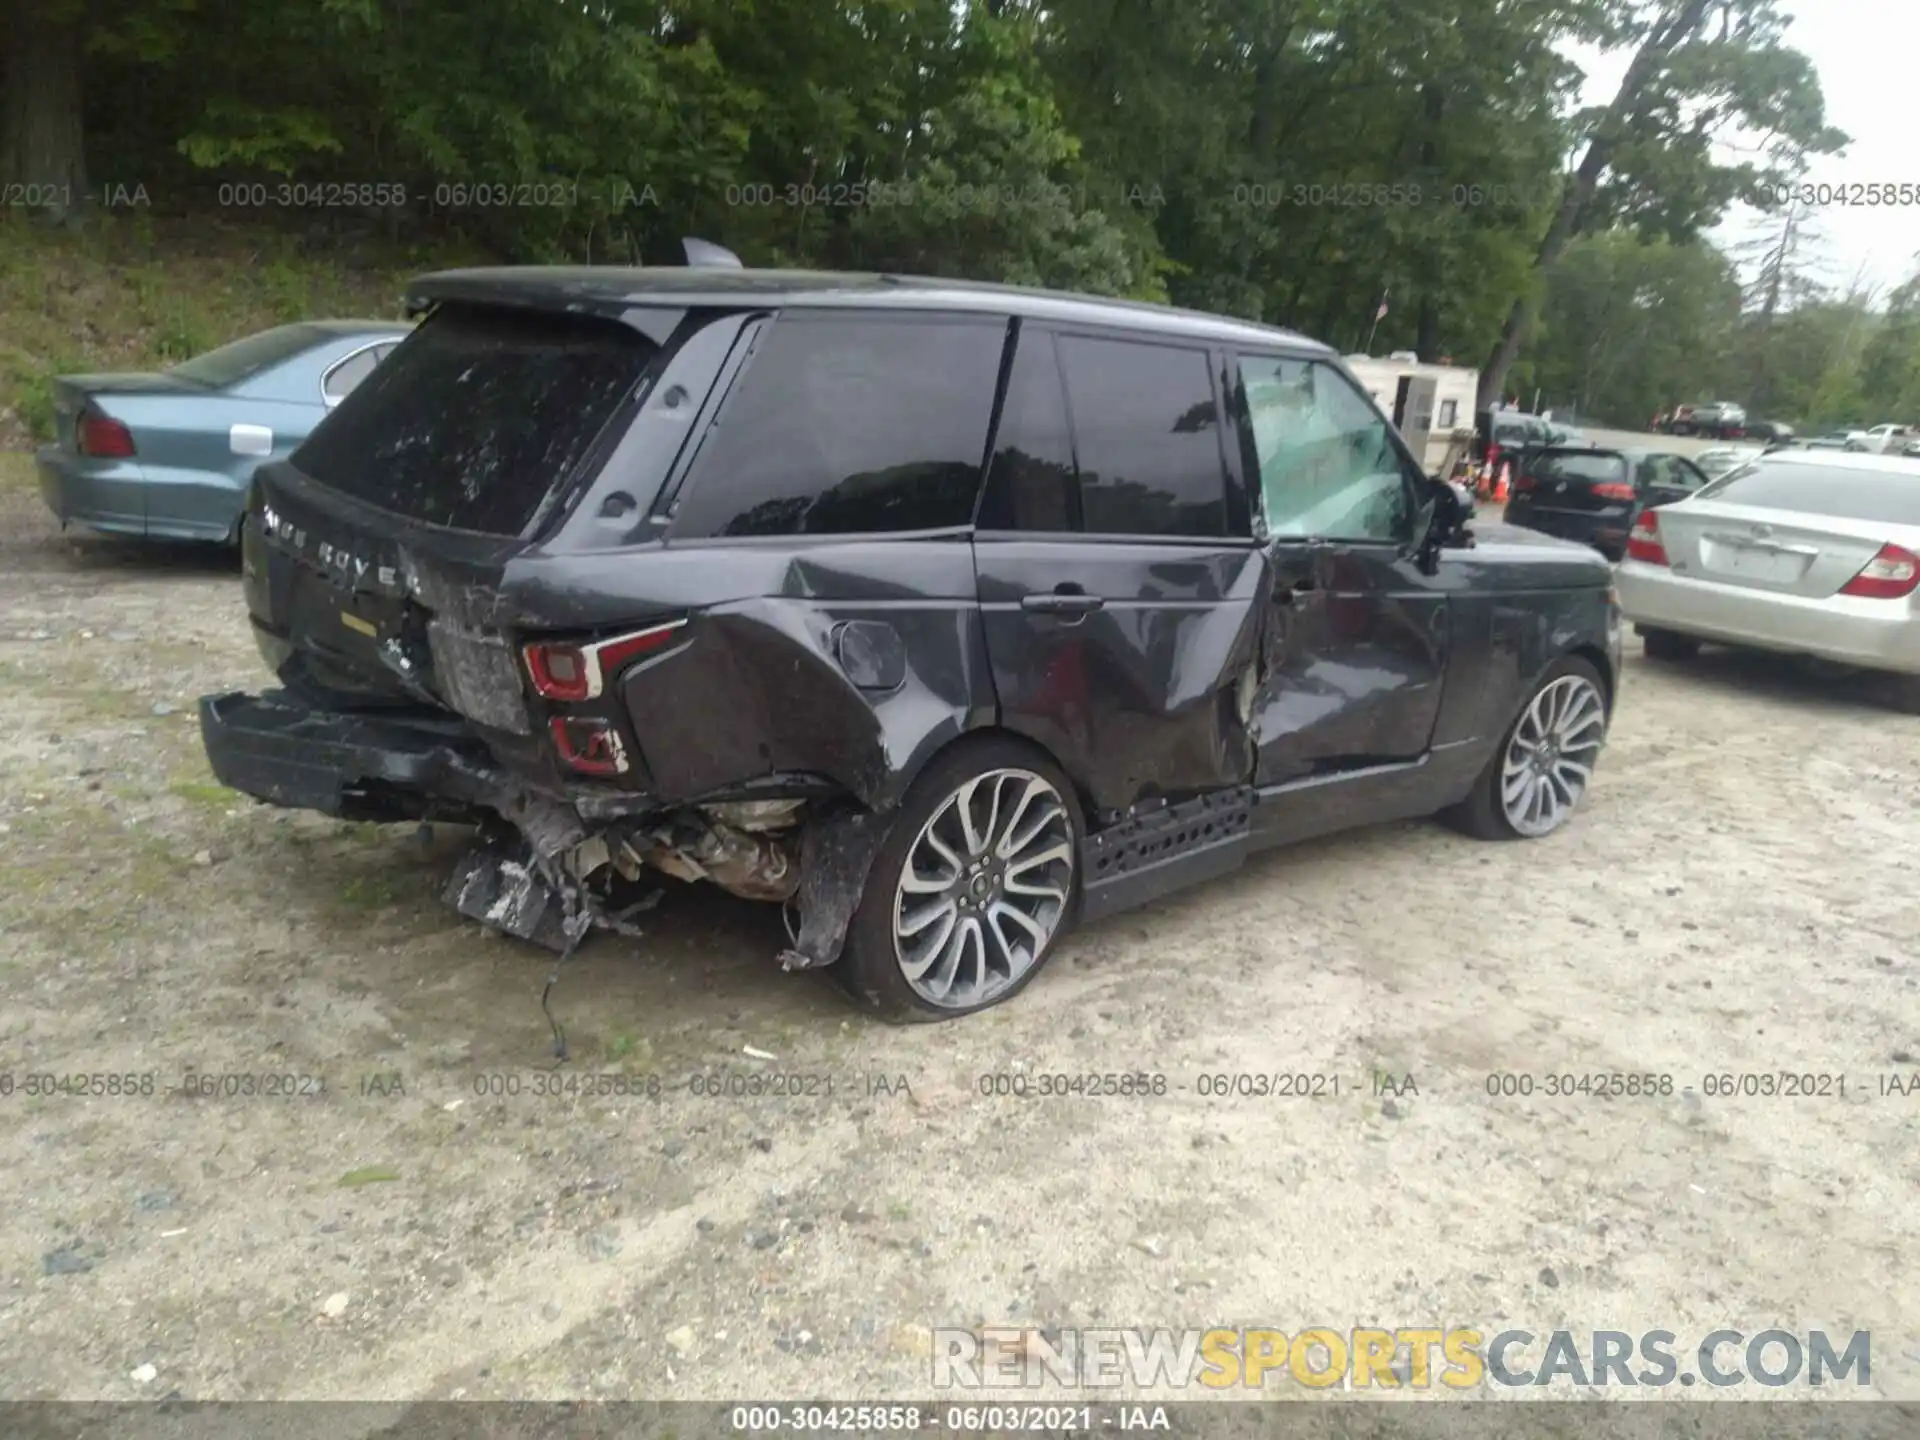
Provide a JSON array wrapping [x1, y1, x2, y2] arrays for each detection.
[[2, 456, 1917, 1409]]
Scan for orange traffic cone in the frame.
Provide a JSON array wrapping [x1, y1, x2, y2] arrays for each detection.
[[1491, 459, 1511, 504]]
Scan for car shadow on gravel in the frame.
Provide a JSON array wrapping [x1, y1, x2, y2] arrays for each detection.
[[1636, 643, 1912, 716], [34, 533, 241, 578]]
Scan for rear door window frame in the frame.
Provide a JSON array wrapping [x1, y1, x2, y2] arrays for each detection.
[[975, 320, 1253, 545]]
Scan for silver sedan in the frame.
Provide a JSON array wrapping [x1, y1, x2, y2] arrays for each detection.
[[1614, 450, 1920, 707]]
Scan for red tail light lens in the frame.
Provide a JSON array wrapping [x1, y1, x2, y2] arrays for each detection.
[[1839, 542, 1920, 600], [522, 619, 686, 701], [525, 643, 592, 702], [1511, 472, 1536, 495], [1625, 510, 1668, 565], [79, 414, 136, 458], [1592, 482, 1636, 501], [549, 716, 629, 776]]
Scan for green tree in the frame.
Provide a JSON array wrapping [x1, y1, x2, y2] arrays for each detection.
[[1477, 0, 1846, 408]]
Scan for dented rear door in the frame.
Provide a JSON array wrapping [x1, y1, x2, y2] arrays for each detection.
[[971, 324, 1263, 818]]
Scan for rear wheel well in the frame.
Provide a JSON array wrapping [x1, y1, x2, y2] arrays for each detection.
[[900, 724, 1086, 813]]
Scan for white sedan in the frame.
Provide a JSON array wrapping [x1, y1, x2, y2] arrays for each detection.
[[1615, 449, 1920, 710]]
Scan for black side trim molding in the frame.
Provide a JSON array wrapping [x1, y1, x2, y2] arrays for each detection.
[[1077, 788, 1255, 925]]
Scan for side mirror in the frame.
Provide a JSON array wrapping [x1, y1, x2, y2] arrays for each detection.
[[1414, 474, 1475, 573]]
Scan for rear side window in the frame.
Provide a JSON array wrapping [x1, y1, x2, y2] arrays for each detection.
[[670, 314, 1003, 538], [1696, 462, 1920, 525], [1056, 335, 1229, 537], [321, 345, 382, 403], [1528, 451, 1626, 485], [292, 303, 656, 535]]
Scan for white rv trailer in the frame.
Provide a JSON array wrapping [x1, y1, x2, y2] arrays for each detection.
[[1341, 351, 1479, 476]]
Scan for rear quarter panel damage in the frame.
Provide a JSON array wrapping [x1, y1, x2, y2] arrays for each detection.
[[594, 539, 995, 812]]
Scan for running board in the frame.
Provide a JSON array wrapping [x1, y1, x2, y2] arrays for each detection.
[[1077, 788, 1254, 925]]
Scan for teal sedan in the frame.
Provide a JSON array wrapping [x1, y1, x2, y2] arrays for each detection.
[[36, 320, 411, 543]]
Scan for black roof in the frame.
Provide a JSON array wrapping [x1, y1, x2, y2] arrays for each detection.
[[403, 266, 1330, 354]]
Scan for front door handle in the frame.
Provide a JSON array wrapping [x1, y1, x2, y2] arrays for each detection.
[[1022, 587, 1105, 617]]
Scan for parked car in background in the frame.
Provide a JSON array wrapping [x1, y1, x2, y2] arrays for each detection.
[[1746, 419, 1795, 445], [1503, 445, 1711, 561], [1665, 401, 1747, 439], [1617, 450, 1920, 711], [1546, 421, 1588, 446], [1468, 408, 1552, 487], [36, 320, 411, 543], [1846, 423, 1917, 455], [198, 265, 1621, 1020], [1802, 430, 1855, 451], [1693, 446, 1757, 478]]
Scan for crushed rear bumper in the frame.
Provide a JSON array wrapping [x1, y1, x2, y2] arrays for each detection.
[[198, 689, 505, 823]]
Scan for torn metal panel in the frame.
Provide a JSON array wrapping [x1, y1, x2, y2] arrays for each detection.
[[973, 541, 1267, 815], [777, 806, 891, 971], [445, 845, 577, 950]]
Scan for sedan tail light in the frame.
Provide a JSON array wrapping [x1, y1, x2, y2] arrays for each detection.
[[1839, 542, 1920, 600], [522, 619, 686, 701], [79, 413, 136, 458], [1625, 510, 1668, 565]]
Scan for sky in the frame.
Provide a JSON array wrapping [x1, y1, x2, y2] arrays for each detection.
[[1569, 0, 1920, 300]]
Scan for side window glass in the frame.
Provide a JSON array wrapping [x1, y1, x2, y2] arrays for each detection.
[[1239, 357, 1413, 541], [670, 314, 1004, 538], [1055, 335, 1229, 537], [1672, 458, 1709, 491], [978, 328, 1077, 531], [323, 346, 381, 403]]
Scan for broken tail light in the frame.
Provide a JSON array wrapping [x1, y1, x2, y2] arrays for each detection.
[[549, 716, 628, 775], [1625, 510, 1667, 565], [79, 413, 137, 458], [523, 618, 686, 701], [1839, 542, 1920, 600]]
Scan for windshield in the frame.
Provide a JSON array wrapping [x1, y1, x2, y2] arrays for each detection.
[[168, 324, 328, 388], [1694, 461, 1920, 525], [291, 302, 658, 535]]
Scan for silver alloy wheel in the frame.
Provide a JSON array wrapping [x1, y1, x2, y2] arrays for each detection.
[[1499, 674, 1607, 838], [892, 767, 1075, 1009]]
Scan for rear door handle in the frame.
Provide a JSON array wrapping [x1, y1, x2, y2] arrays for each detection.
[[1021, 588, 1105, 616]]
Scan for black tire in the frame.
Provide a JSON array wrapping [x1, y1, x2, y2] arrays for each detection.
[[836, 735, 1085, 1022], [1442, 655, 1609, 842], [1640, 627, 1700, 662]]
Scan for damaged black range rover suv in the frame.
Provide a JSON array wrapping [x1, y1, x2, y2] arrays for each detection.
[[201, 266, 1622, 1019]]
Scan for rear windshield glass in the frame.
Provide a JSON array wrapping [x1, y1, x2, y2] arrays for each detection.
[[1526, 451, 1625, 484], [1696, 462, 1920, 525], [169, 324, 327, 389], [292, 304, 655, 534]]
